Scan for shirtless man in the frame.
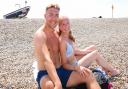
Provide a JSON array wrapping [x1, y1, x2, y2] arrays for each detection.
[[33, 4, 101, 89]]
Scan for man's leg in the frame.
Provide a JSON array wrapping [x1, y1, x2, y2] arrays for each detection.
[[66, 69, 101, 89], [40, 76, 54, 89]]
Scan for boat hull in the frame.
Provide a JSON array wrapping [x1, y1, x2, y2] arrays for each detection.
[[3, 6, 30, 19]]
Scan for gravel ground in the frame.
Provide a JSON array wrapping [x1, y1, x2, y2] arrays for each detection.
[[0, 18, 128, 89]]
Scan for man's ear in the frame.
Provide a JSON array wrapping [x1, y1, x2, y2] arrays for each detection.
[[44, 14, 46, 18]]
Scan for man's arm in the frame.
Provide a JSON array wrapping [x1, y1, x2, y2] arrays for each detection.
[[34, 31, 62, 89], [42, 41, 62, 89]]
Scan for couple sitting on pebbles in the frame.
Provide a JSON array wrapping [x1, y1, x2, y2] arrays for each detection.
[[33, 4, 120, 89]]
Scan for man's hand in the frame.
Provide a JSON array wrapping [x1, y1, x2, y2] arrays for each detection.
[[54, 81, 62, 89]]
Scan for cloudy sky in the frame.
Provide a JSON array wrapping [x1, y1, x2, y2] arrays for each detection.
[[0, 0, 128, 19]]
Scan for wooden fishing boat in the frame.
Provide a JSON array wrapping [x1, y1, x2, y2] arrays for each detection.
[[3, 6, 30, 19]]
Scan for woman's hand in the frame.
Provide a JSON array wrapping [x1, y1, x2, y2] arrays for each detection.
[[75, 66, 90, 78]]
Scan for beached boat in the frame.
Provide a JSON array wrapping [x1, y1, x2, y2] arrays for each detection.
[[3, 6, 30, 19]]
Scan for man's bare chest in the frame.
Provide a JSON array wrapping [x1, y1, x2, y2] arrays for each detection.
[[46, 36, 59, 53]]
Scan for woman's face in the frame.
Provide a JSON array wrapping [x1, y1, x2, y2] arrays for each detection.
[[59, 18, 70, 33]]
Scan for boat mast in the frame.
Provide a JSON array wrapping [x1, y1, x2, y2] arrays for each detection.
[[25, 0, 27, 6]]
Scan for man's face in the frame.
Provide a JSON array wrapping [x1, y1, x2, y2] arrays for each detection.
[[45, 8, 59, 29]]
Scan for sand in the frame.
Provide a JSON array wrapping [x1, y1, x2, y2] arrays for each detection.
[[0, 18, 128, 89]]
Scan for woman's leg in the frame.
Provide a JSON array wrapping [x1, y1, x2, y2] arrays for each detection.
[[66, 68, 101, 89], [78, 50, 120, 76]]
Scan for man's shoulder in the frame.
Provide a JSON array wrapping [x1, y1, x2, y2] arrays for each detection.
[[34, 26, 46, 41], [36, 26, 45, 36]]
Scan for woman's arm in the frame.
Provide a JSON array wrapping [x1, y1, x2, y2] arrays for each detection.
[[74, 43, 88, 56], [75, 48, 87, 56], [74, 45, 96, 56]]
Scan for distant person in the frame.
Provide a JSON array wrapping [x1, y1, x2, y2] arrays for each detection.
[[33, 4, 101, 89], [59, 16, 120, 77], [98, 16, 102, 18]]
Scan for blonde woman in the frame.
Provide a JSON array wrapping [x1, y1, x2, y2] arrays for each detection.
[[59, 16, 120, 77]]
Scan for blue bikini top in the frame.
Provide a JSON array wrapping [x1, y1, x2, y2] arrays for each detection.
[[66, 42, 74, 58]]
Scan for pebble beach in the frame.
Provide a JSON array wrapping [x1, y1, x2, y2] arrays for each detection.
[[0, 18, 128, 89]]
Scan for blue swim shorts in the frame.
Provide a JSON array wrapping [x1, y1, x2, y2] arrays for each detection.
[[36, 70, 48, 89], [57, 66, 73, 88], [36, 66, 73, 88]]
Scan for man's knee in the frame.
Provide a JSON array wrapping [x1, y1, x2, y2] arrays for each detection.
[[41, 77, 54, 89], [45, 81, 54, 89], [41, 81, 54, 89]]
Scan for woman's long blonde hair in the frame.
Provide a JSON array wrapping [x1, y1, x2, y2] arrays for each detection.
[[58, 17, 75, 42]]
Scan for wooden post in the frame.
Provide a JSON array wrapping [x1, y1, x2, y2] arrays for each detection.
[[112, 4, 114, 18]]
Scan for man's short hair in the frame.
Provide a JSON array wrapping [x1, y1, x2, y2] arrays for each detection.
[[46, 4, 60, 11]]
